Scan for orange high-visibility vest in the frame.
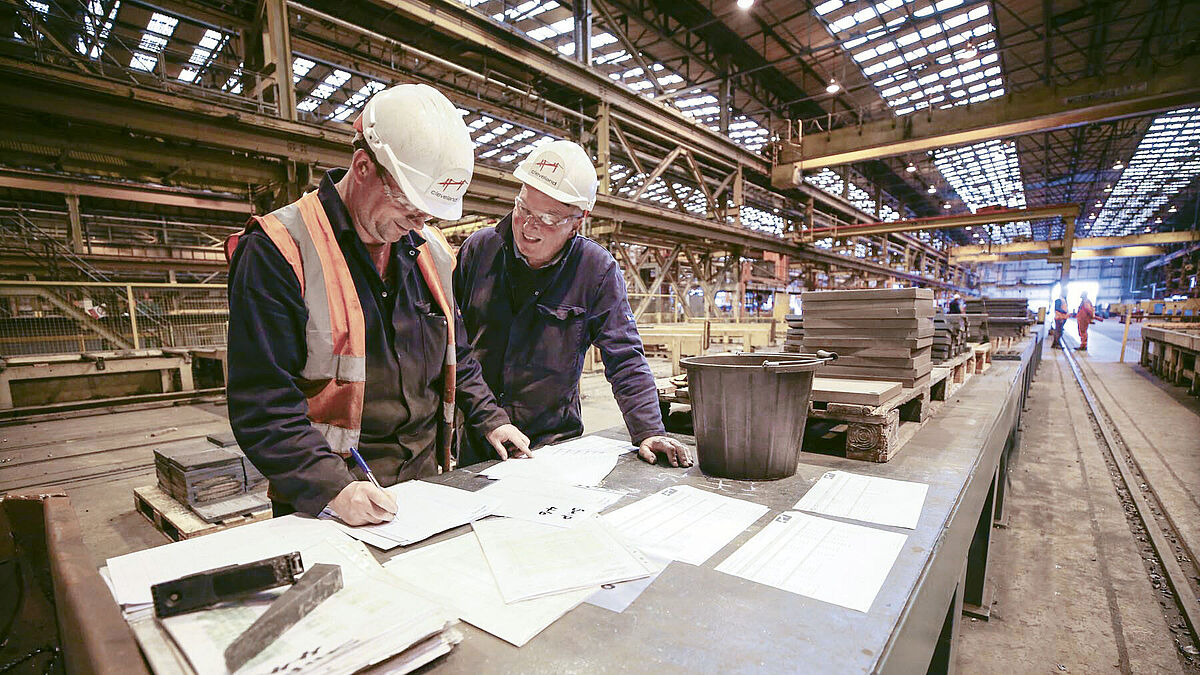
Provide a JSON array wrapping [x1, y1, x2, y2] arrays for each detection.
[[225, 190, 459, 470]]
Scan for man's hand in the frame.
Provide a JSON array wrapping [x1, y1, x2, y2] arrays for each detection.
[[486, 423, 532, 460], [638, 435, 693, 468], [327, 481, 397, 526]]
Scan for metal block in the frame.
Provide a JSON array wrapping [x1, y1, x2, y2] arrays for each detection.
[[151, 552, 303, 618], [224, 563, 344, 673]]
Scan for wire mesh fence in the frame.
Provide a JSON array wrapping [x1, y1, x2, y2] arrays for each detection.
[[0, 282, 227, 358]]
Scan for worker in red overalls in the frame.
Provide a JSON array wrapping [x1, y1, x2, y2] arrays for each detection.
[[1052, 293, 1068, 349], [1076, 291, 1095, 351]]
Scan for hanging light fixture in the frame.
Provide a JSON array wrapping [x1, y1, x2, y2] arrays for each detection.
[[1169, 205, 1178, 213], [826, 78, 841, 94], [736, 0, 754, 9], [942, 202, 952, 209], [1112, 161, 1124, 170], [905, 161, 917, 173], [960, 42, 977, 59], [927, 184, 937, 194]]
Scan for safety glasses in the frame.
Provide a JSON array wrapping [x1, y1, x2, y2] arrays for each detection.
[[513, 194, 584, 230]]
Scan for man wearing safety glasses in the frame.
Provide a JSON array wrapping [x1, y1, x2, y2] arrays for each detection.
[[454, 140, 692, 469], [225, 85, 529, 526]]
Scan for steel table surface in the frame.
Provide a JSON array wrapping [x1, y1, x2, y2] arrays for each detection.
[[385, 345, 1034, 674]]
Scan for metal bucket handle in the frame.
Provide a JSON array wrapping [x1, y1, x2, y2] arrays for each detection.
[[761, 350, 838, 373]]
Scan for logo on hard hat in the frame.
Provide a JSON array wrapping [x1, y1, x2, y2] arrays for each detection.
[[526, 152, 567, 188], [428, 170, 470, 204]]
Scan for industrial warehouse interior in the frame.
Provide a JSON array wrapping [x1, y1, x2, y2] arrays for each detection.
[[1, 0, 1198, 671]]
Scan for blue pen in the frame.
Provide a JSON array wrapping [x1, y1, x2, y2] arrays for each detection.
[[348, 447, 382, 490]]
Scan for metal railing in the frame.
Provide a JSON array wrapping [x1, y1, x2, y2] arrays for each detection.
[[0, 281, 227, 357]]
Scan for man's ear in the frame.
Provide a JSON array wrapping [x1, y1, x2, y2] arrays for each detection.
[[349, 148, 374, 181]]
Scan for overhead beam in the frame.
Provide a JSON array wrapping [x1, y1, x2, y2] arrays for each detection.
[[950, 230, 1200, 258], [806, 204, 1081, 238], [0, 170, 253, 213], [957, 245, 1166, 263], [363, 0, 768, 174], [773, 57, 1200, 179]]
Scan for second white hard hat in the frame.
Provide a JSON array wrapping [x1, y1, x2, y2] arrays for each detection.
[[354, 84, 474, 221], [512, 140, 599, 212]]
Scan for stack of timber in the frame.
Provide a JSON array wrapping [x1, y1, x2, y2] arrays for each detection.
[[801, 288, 934, 388], [965, 313, 990, 342], [933, 314, 968, 362], [965, 297, 1031, 338], [783, 315, 804, 353]]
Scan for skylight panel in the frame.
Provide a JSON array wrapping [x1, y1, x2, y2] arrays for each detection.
[[77, 0, 120, 59], [129, 12, 178, 72], [178, 29, 228, 82], [292, 57, 316, 83], [296, 69, 351, 113], [329, 80, 385, 121], [221, 61, 243, 94], [1091, 107, 1200, 236], [934, 139, 1030, 242]]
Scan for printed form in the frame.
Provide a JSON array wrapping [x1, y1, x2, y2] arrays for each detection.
[[472, 517, 656, 603], [475, 477, 623, 528], [384, 532, 592, 647], [715, 511, 907, 613], [793, 470, 929, 529], [603, 485, 769, 565]]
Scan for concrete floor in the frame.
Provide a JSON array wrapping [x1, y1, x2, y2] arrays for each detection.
[[4, 337, 1196, 672], [954, 319, 1198, 673]]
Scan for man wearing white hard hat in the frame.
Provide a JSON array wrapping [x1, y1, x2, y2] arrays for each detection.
[[454, 140, 691, 468], [226, 84, 529, 526]]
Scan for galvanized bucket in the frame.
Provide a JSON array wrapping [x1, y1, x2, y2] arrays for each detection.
[[680, 352, 834, 480]]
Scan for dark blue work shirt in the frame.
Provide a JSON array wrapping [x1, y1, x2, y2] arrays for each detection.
[[227, 169, 508, 515], [454, 214, 665, 466]]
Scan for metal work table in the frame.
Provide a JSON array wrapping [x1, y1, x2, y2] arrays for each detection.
[[390, 332, 1043, 674]]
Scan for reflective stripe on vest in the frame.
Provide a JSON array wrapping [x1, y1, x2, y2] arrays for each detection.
[[225, 191, 456, 457]]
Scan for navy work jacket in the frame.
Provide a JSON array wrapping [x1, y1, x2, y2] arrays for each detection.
[[453, 214, 665, 466], [226, 169, 508, 516]]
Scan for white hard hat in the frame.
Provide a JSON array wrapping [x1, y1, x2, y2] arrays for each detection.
[[512, 140, 598, 212], [354, 84, 474, 221]]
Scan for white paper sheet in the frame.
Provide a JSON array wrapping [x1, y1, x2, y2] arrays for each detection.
[[475, 477, 623, 528], [602, 485, 769, 565], [471, 517, 656, 603], [161, 544, 454, 675], [793, 470, 929, 530], [478, 436, 633, 486], [324, 480, 494, 550], [383, 532, 591, 647], [715, 511, 907, 613], [106, 514, 343, 607], [583, 553, 670, 613]]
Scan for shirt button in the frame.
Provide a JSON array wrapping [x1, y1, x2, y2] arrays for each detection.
[[381, 291, 389, 298], [408, 250, 417, 257]]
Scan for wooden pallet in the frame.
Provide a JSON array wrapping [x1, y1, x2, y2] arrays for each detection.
[[971, 343, 993, 374], [133, 484, 269, 542], [804, 383, 932, 462], [931, 349, 975, 401]]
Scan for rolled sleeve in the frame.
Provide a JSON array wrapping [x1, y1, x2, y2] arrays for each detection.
[[227, 233, 355, 516], [588, 262, 666, 445]]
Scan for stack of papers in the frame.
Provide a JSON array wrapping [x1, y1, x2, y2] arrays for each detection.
[[383, 532, 593, 647], [472, 517, 657, 603], [162, 565, 458, 675], [603, 485, 769, 565], [106, 515, 344, 610], [475, 477, 623, 528], [479, 436, 634, 487], [715, 511, 907, 613], [793, 470, 929, 529], [323, 480, 494, 550]]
